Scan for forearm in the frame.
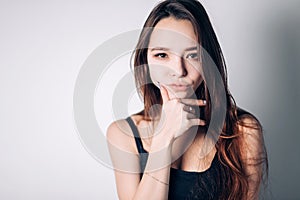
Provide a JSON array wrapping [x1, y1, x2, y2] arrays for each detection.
[[132, 135, 173, 200], [133, 166, 170, 199]]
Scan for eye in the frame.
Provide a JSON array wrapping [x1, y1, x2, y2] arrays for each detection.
[[186, 53, 198, 59], [154, 53, 168, 58]]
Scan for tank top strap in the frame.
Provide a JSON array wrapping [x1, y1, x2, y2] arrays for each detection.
[[125, 116, 148, 177], [125, 116, 148, 154]]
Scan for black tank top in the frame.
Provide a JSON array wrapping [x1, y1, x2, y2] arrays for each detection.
[[125, 116, 223, 200]]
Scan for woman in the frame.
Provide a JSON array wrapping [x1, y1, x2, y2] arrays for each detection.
[[107, 0, 268, 199]]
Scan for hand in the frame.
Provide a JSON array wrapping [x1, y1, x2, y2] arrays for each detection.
[[155, 83, 206, 141]]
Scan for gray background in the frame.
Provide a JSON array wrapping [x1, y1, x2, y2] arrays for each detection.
[[0, 0, 299, 199]]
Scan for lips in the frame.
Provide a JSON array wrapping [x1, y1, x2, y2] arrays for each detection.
[[168, 83, 191, 91]]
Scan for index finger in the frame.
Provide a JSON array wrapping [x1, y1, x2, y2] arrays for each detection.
[[159, 83, 170, 103], [180, 99, 206, 106]]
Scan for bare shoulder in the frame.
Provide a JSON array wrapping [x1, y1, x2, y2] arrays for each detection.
[[106, 118, 137, 154]]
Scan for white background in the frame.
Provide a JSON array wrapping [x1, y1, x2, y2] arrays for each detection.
[[0, 0, 299, 199]]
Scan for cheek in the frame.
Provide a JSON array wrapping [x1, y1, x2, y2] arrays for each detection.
[[195, 77, 204, 91], [190, 70, 203, 88], [195, 76, 203, 88], [148, 64, 169, 84]]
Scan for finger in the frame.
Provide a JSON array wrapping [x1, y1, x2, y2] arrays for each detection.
[[190, 118, 206, 126], [186, 112, 197, 119], [184, 109, 201, 119], [180, 99, 206, 106], [183, 105, 196, 115], [159, 83, 170, 103]]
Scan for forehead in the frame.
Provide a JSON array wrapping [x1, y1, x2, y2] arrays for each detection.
[[148, 17, 198, 51]]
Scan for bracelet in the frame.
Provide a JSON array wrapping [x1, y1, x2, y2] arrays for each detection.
[[145, 172, 169, 186]]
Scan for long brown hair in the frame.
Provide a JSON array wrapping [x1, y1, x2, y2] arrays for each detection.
[[132, 0, 268, 199]]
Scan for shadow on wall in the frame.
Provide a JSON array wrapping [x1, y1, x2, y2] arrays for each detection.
[[258, 3, 300, 199]]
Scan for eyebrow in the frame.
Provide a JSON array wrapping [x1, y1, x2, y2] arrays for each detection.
[[150, 46, 197, 52]]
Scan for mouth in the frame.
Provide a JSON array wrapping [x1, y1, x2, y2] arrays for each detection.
[[167, 83, 192, 91]]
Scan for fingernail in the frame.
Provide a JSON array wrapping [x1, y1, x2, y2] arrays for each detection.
[[203, 100, 206, 105]]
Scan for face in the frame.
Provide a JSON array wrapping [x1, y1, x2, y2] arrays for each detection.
[[147, 17, 203, 99]]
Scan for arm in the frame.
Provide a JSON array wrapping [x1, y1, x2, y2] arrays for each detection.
[[107, 84, 205, 200], [238, 116, 268, 200], [107, 120, 172, 200]]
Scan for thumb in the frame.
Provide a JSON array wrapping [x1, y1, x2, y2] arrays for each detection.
[[159, 83, 170, 103]]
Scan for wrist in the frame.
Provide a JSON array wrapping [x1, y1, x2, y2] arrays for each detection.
[[150, 129, 174, 152]]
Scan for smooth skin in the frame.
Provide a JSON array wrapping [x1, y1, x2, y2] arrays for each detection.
[[107, 17, 263, 200]]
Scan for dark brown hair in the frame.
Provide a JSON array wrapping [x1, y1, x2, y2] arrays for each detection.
[[132, 0, 268, 199]]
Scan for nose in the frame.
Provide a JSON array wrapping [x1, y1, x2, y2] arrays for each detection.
[[170, 55, 187, 77]]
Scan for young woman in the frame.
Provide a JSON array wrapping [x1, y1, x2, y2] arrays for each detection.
[[107, 0, 268, 199]]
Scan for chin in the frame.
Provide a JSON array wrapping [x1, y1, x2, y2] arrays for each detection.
[[169, 90, 196, 99]]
